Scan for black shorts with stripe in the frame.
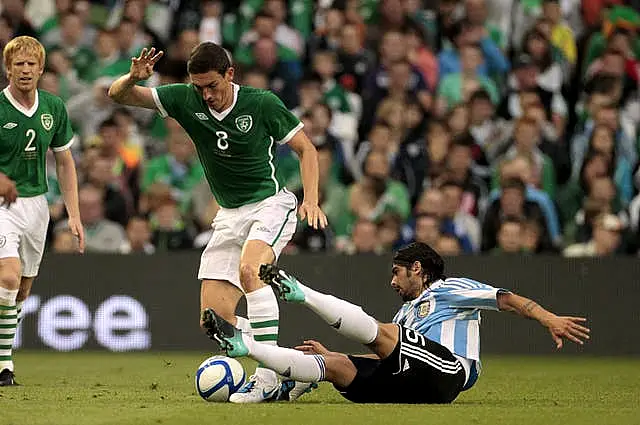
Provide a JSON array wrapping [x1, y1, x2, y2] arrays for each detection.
[[334, 325, 466, 404]]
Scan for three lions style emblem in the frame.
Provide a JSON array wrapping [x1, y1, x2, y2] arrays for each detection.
[[235, 115, 252, 133]]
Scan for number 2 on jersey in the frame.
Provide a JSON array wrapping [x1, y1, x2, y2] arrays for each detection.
[[25, 129, 37, 152]]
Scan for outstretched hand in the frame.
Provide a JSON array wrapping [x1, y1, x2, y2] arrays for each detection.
[[298, 201, 328, 230], [129, 47, 164, 82], [545, 315, 590, 349], [295, 340, 331, 356]]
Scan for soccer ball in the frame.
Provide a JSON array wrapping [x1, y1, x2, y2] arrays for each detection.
[[195, 356, 246, 402]]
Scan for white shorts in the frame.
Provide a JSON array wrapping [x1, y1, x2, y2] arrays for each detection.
[[198, 189, 298, 288], [0, 195, 50, 277]]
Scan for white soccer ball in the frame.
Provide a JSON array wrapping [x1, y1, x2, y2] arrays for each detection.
[[195, 355, 246, 402]]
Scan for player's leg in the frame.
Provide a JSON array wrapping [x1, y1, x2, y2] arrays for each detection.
[[16, 276, 34, 323], [202, 308, 358, 389], [259, 265, 381, 348], [0, 258, 21, 386], [230, 190, 299, 403]]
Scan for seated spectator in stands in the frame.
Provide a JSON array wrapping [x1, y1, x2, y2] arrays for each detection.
[[438, 18, 509, 82], [482, 178, 553, 252], [564, 213, 624, 257], [47, 12, 96, 82], [240, 67, 269, 90], [235, 10, 299, 62], [464, 0, 506, 50], [86, 155, 130, 227], [353, 121, 396, 181], [378, 214, 403, 252], [558, 152, 612, 226], [374, 97, 406, 147], [74, 185, 127, 253], [440, 180, 481, 252], [310, 103, 352, 184], [149, 199, 194, 251], [394, 119, 451, 206], [437, 43, 499, 113], [313, 50, 356, 116], [96, 116, 142, 212], [39, 0, 73, 47], [46, 48, 87, 101], [499, 54, 568, 138], [564, 176, 628, 245], [583, 26, 640, 80], [490, 155, 562, 246], [198, 0, 222, 45], [405, 19, 439, 90], [523, 219, 550, 254], [3, 0, 37, 39], [492, 217, 528, 255], [142, 119, 205, 214], [336, 22, 375, 94], [263, 0, 304, 56], [342, 151, 411, 244], [344, 219, 383, 255], [543, 0, 577, 66], [52, 229, 79, 254], [571, 103, 637, 179], [89, 29, 131, 83], [401, 99, 429, 146], [435, 234, 463, 256], [447, 104, 470, 137], [292, 73, 323, 117], [521, 28, 567, 93], [468, 90, 512, 162], [442, 134, 488, 217], [119, 216, 155, 255], [414, 214, 442, 246], [495, 117, 556, 198], [572, 125, 633, 205]]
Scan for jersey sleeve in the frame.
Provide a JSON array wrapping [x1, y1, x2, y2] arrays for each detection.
[[439, 278, 509, 311], [51, 98, 75, 152], [151, 84, 190, 118], [261, 92, 303, 145]]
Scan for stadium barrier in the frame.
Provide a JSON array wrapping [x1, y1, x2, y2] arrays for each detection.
[[16, 253, 640, 355]]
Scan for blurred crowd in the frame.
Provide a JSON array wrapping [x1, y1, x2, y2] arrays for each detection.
[[1, 0, 640, 257]]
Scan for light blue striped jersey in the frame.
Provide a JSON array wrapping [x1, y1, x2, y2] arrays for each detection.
[[392, 277, 508, 361]]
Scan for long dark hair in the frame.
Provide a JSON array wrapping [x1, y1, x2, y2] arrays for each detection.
[[522, 29, 552, 72]]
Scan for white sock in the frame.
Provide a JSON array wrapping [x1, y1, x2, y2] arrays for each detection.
[[235, 316, 252, 335], [0, 287, 19, 372], [246, 286, 280, 383], [299, 283, 378, 344], [243, 334, 325, 383]]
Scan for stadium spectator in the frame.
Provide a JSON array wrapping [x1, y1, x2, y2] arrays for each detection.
[[2, 0, 37, 38], [468, 89, 511, 162], [414, 214, 442, 246], [435, 234, 463, 256], [119, 216, 155, 255], [493, 217, 527, 255], [149, 198, 193, 251], [336, 22, 374, 95], [52, 229, 78, 254], [73, 185, 127, 253], [563, 213, 624, 256], [86, 155, 129, 227], [439, 180, 481, 253], [345, 219, 382, 255]]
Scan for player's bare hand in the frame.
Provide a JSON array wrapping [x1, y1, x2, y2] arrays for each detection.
[[68, 216, 85, 254], [129, 47, 164, 82], [545, 315, 590, 349], [295, 340, 331, 356], [298, 201, 328, 230], [0, 173, 18, 207]]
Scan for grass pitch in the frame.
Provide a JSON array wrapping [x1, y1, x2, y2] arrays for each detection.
[[1, 352, 638, 425]]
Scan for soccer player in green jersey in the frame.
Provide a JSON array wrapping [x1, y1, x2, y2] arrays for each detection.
[[0, 36, 84, 386], [109, 43, 327, 403]]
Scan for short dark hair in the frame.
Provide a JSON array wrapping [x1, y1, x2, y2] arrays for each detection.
[[393, 242, 445, 283], [469, 89, 492, 104], [450, 131, 475, 149], [99, 116, 118, 131], [187, 42, 231, 75], [501, 215, 524, 227]]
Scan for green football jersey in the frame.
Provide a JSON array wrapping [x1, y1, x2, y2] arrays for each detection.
[[0, 88, 74, 197], [152, 83, 303, 209]]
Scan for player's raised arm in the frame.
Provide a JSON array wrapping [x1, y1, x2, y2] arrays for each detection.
[[497, 291, 590, 349], [108, 47, 164, 110]]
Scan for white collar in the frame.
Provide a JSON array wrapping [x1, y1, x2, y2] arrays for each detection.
[[208, 83, 239, 121], [3, 87, 39, 117]]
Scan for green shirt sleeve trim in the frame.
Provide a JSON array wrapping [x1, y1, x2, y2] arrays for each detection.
[[51, 135, 76, 152], [277, 122, 304, 145], [151, 88, 169, 118]]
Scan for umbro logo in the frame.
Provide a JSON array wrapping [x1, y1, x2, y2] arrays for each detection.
[[2, 123, 17, 129], [195, 113, 208, 120]]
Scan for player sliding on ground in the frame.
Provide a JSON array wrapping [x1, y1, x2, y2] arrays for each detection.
[[0, 36, 84, 386], [109, 43, 327, 402], [203, 242, 591, 403]]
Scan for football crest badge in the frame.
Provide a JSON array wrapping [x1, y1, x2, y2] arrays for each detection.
[[235, 115, 253, 133], [41, 114, 53, 131], [417, 300, 431, 318]]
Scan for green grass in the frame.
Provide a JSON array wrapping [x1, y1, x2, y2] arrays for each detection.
[[1, 352, 639, 425]]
